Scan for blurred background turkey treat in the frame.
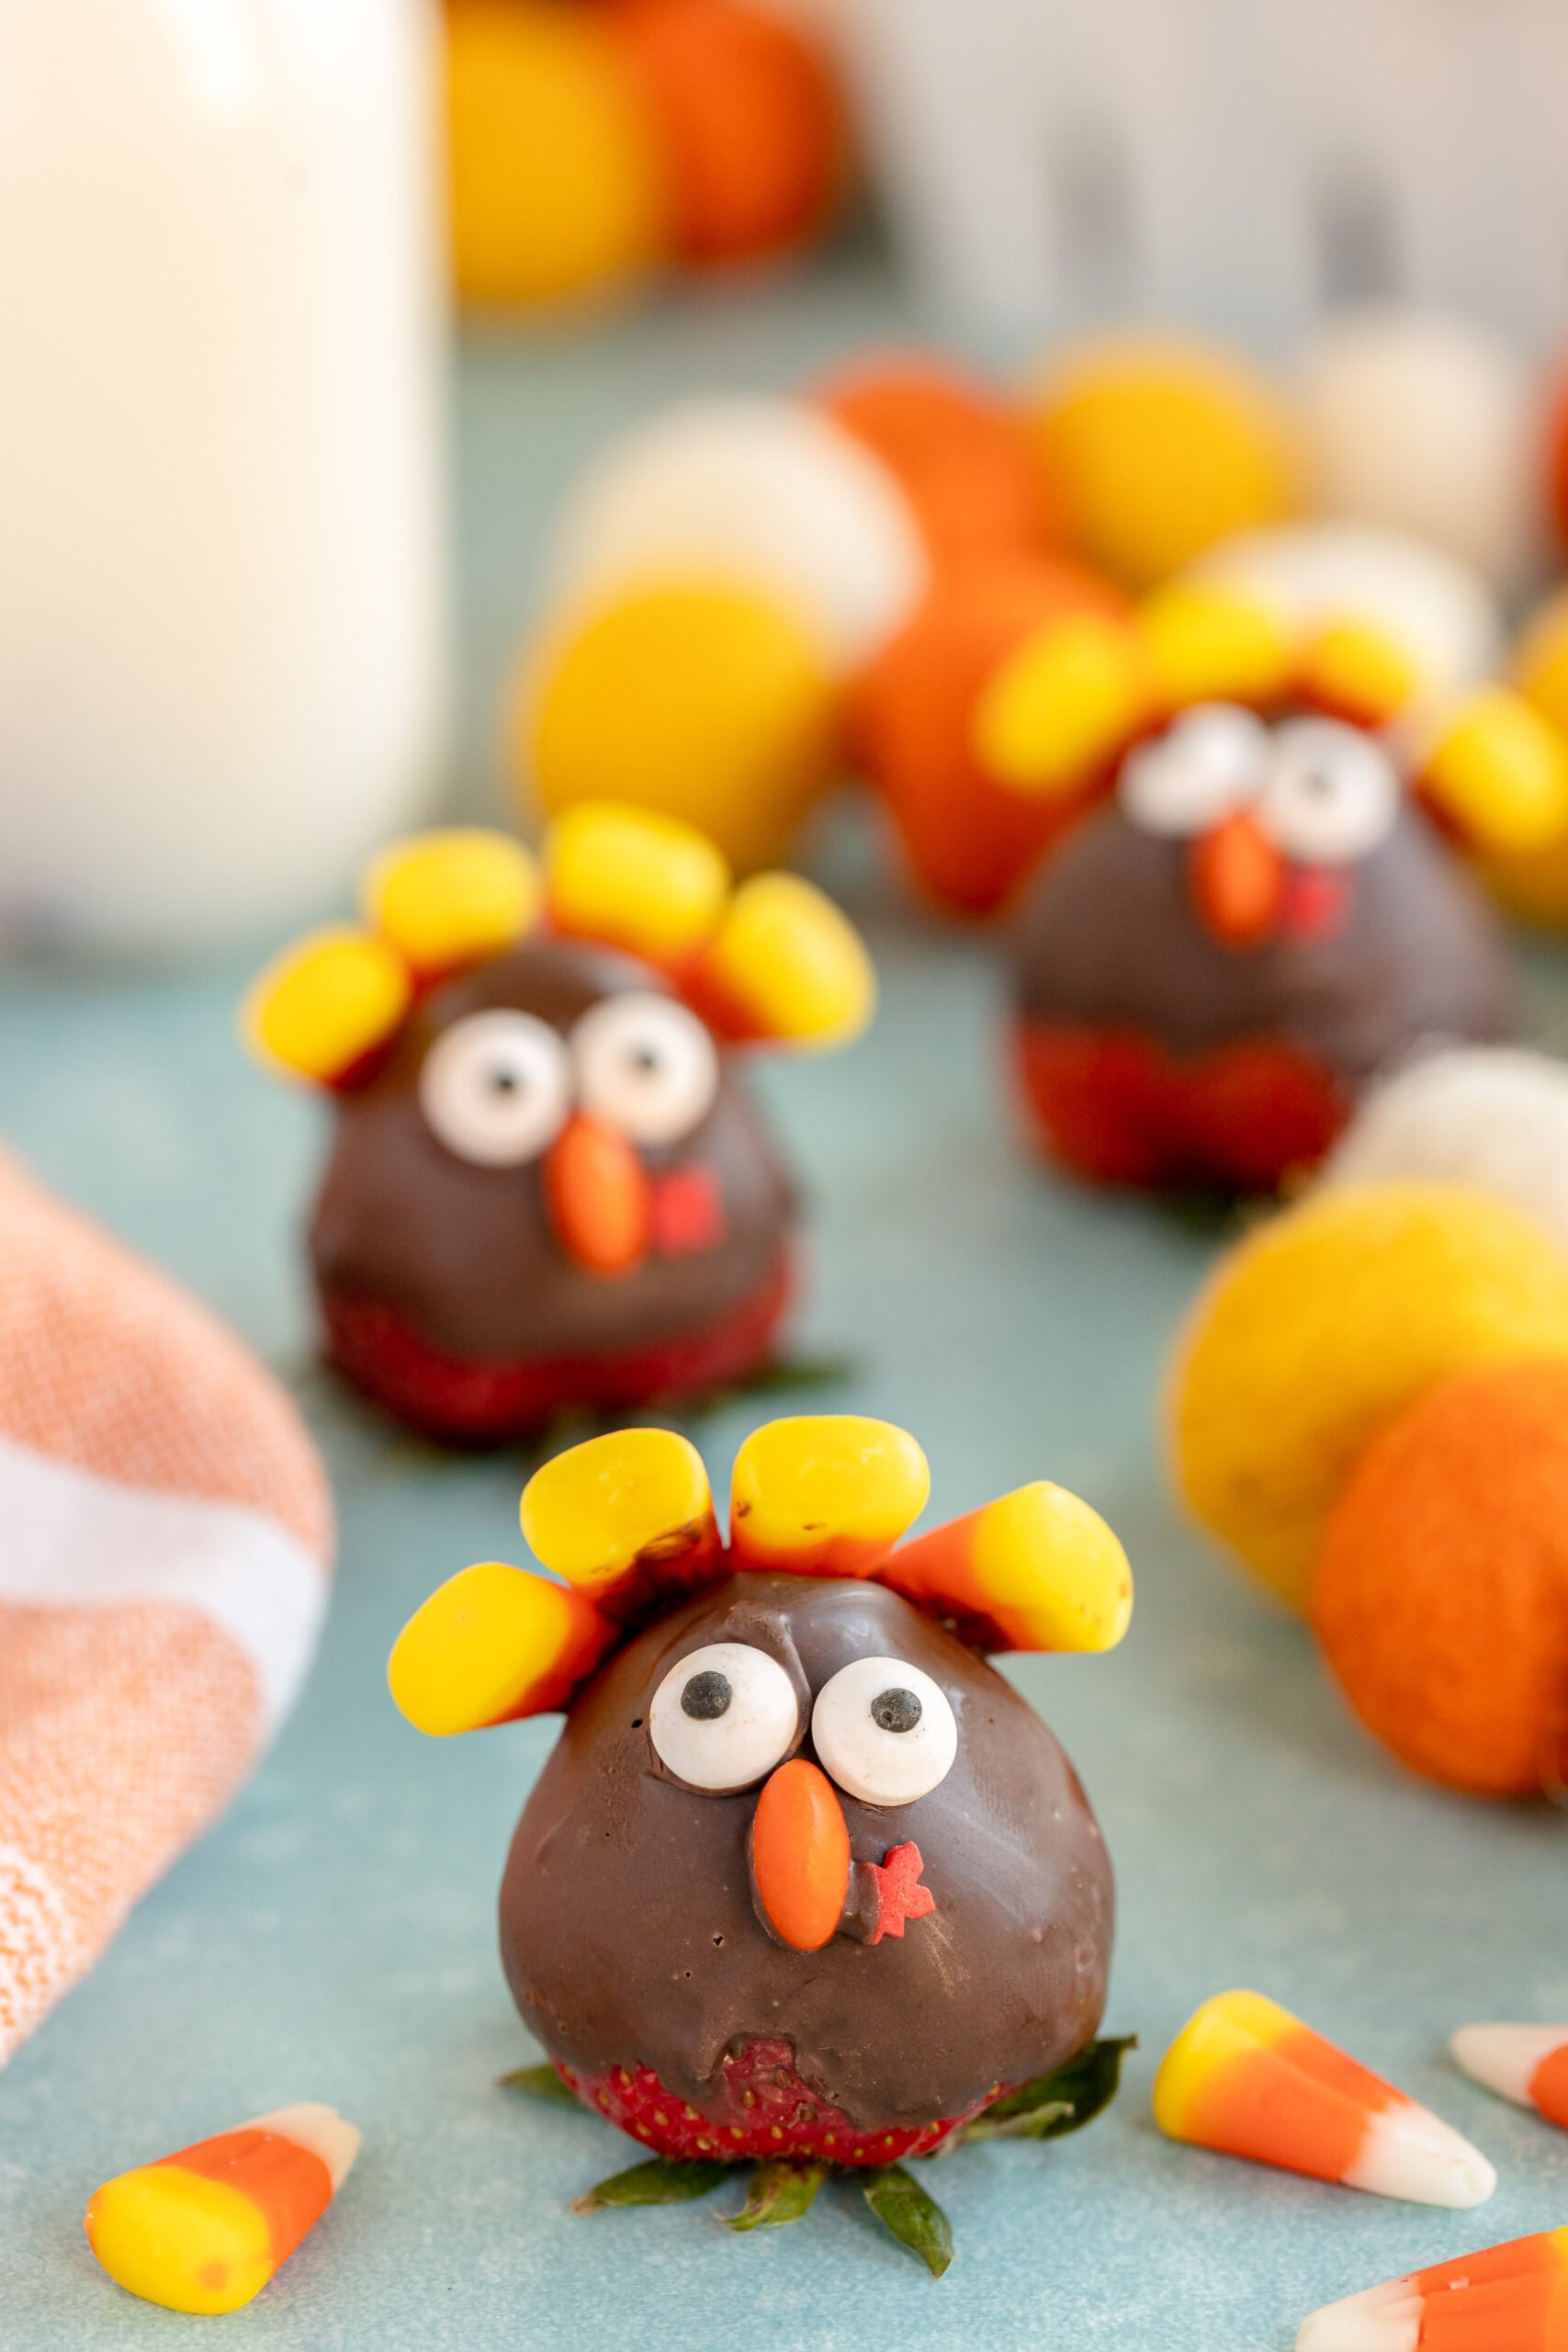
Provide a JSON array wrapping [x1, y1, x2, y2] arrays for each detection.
[[8, 7, 1568, 2351]]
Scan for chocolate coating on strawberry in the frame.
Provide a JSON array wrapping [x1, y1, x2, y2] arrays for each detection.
[[501, 1573, 1112, 2137], [1015, 805, 1510, 1075]]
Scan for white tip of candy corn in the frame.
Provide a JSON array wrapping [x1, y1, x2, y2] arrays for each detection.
[[1342, 2100, 1495, 2208], [1296, 2280, 1421, 2352], [249, 2104, 362, 2192], [1451, 2023, 1567, 2109]]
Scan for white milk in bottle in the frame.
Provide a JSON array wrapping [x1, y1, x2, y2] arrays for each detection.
[[0, 0, 447, 951]]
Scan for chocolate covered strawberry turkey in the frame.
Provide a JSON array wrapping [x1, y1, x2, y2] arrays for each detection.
[[968, 581, 1568, 1193], [244, 807, 873, 1442], [1012, 702, 1513, 1192], [390, 1415, 1134, 2269]]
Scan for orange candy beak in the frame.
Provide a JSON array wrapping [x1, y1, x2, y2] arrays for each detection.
[[544, 1114, 652, 1275], [750, 1757, 851, 1951], [1189, 808, 1285, 948]]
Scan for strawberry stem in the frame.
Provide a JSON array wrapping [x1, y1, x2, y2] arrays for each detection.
[[861, 2164, 954, 2278], [961, 2035, 1136, 2144], [498, 2062, 580, 2106], [721, 2160, 829, 2231], [574, 2157, 732, 2213]]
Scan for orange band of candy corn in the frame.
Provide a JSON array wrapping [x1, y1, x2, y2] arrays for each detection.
[[1297, 2223, 1568, 2352], [1411, 2226, 1568, 2352], [1536, 2047, 1568, 2132]]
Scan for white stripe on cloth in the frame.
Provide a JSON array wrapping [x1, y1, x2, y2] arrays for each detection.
[[0, 1433, 325, 1732]]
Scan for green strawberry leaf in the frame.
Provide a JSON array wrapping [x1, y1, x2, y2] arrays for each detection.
[[498, 2063, 581, 2106], [861, 2164, 953, 2278], [722, 2160, 828, 2232], [963, 2036, 1137, 2143], [574, 2158, 733, 2213], [962, 2097, 1077, 2143], [741, 1352, 859, 1394]]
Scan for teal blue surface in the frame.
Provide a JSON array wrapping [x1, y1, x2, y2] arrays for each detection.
[[4, 256, 1568, 2351]]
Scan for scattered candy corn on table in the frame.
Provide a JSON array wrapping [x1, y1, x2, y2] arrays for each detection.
[[3, 254, 1568, 2351]]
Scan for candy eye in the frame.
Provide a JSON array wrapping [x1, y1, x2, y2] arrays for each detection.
[[810, 1656, 957, 1807], [418, 1010, 571, 1168], [1262, 718, 1400, 864], [571, 993, 719, 1148], [649, 1642, 799, 1792], [1120, 704, 1270, 837]]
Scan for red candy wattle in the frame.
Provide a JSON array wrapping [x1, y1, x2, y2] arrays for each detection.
[[649, 1160, 728, 1255], [1012, 1020, 1348, 1193], [558, 2039, 1005, 2165], [321, 1254, 793, 1445]]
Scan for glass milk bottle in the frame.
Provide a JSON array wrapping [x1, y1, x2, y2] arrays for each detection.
[[0, 0, 446, 952]]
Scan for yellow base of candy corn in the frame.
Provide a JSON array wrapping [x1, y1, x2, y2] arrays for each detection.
[[389, 1560, 607, 1734], [364, 831, 540, 975], [243, 928, 411, 1088], [729, 1417, 930, 1574], [544, 804, 729, 966], [521, 1429, 714, 1597], [967, 1482, 1133, 1651], [86, 2165, 275, 2315]]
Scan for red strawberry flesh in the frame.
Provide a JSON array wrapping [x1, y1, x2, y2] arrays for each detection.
[[557, 2037, 1005, 2165]]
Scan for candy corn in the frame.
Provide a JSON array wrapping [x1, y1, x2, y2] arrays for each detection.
[[1453, 2024, 1568, 2132], [242, 928, 410, 1088], [520, 1428, 725, 1623], [729, 1417, 930, 1578], [1137, 580, 1295, 713], [1417, 684, 1568, 856], [1299, 619, 1419, 729], [85, 2104, 359, 2314], [879, 1481, 1133, 1654], [1146, 576, 1297, 706], [363, 829, 540, 978], [971, 611, 1145, 796], [543, 802, 730, 967], [1154, 1991, 1495, 2208], [389, 1560, 613, 1735], [689, 873, 875, 1048], [1296, 2224, 1568, 2351]]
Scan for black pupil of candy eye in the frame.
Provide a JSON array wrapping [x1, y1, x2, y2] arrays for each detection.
[[488, 1065, 522, 1095], [871, 1687, 921, 1735], [629, 1044, 661, 1075], [682, 1669, 731, 1720]]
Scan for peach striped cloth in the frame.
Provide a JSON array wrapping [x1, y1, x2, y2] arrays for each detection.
[[0, 1152, 332, 2064]]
